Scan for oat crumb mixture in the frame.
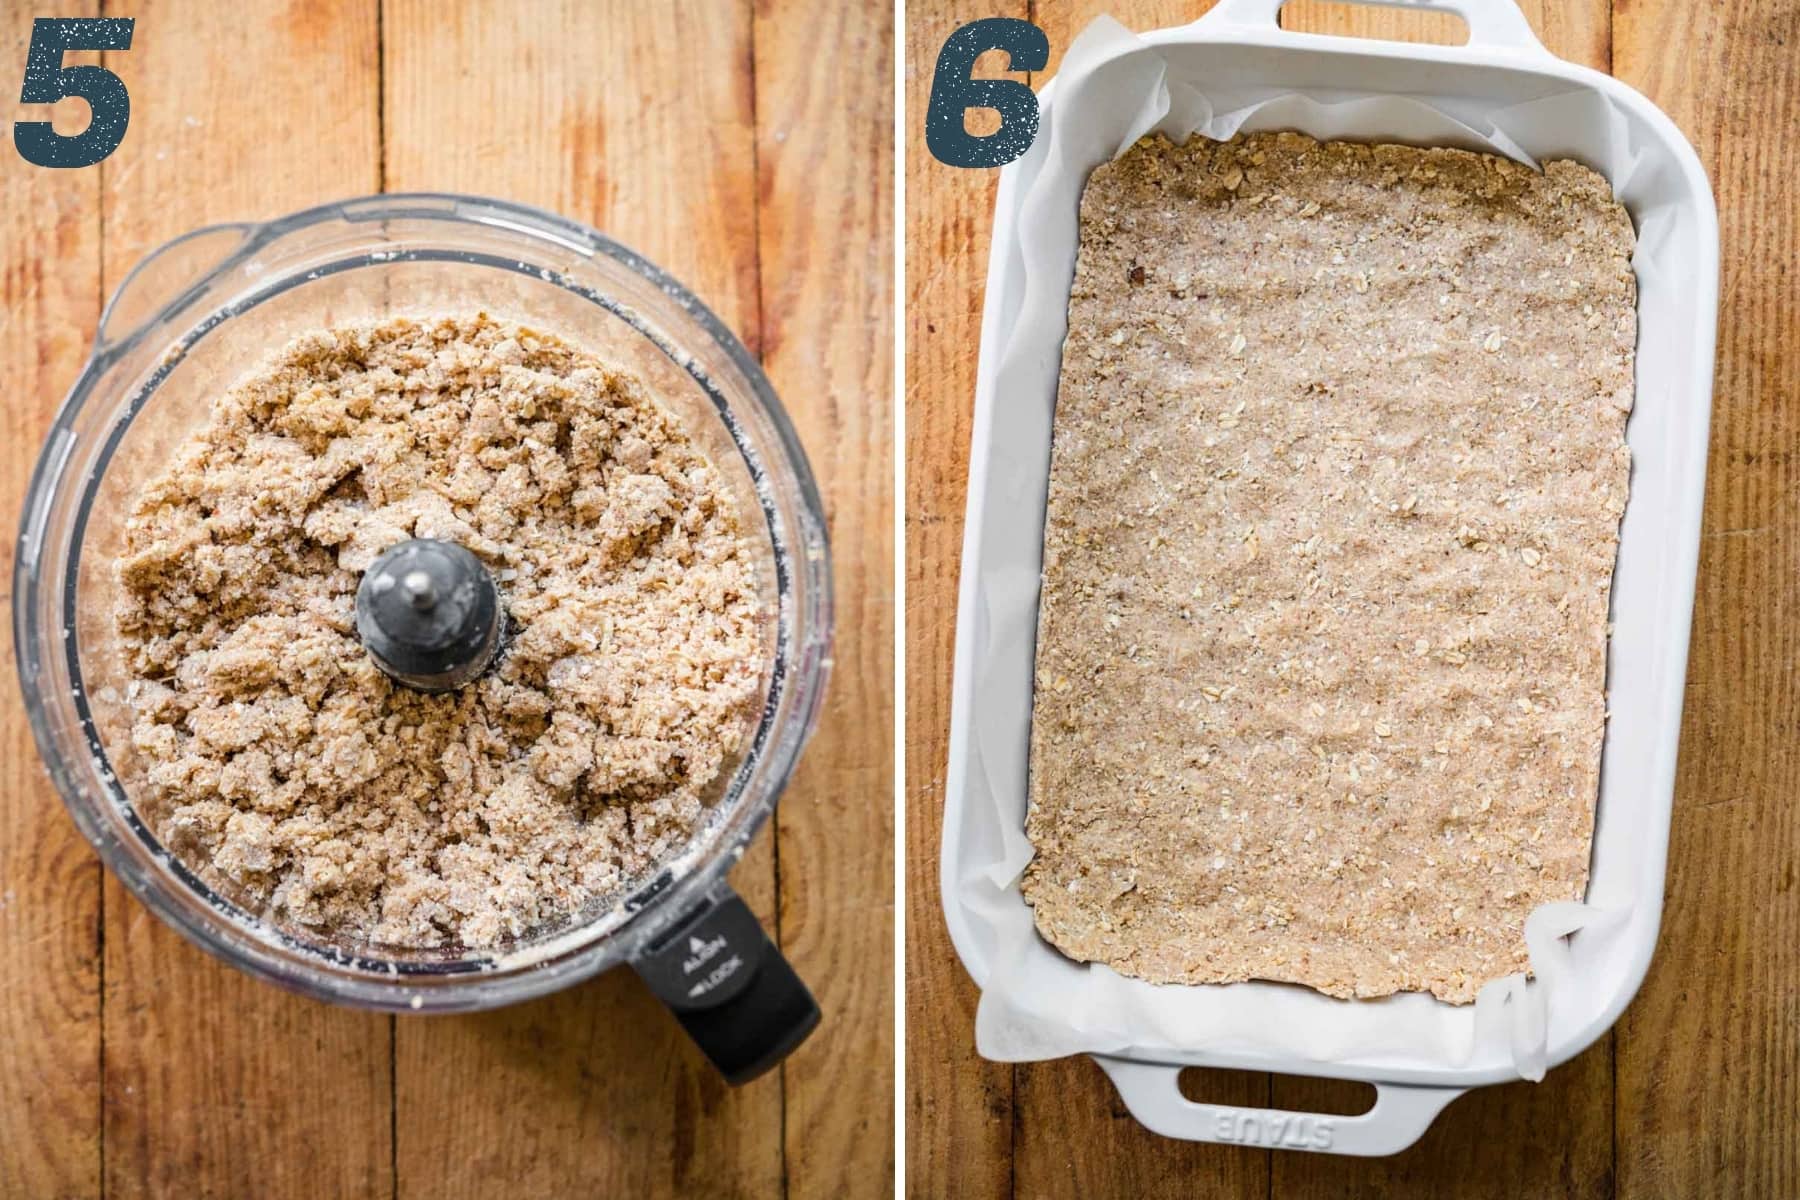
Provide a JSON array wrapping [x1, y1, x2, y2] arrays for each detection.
[[116, 315, 763, 950], [1024, 132, 1635, 1003]]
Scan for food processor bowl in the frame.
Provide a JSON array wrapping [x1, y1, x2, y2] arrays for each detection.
[[13, 195, 833, 1083]]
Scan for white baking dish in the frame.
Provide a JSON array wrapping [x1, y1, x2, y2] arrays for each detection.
[[940, 0, 1718, 1155]]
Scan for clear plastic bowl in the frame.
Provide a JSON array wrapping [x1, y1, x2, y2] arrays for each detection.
[[13, 195, 833, 1037]]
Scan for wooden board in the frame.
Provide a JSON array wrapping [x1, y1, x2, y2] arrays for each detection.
[[901, 3, 1023, 1197], [903, 0, 1798, 1194], [1612, 0, 1800, 1195], [0, 0, 894, 1195], [0, 6, 102, 1198], [751, 2, 898, 1197]]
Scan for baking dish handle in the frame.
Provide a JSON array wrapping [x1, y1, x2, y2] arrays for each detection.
[[1096, 1056, 1464, 1156], [1195, 0, 1549, 58], [630, 883, 820, 1085]]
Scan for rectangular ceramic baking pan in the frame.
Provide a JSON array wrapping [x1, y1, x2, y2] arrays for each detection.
[[941, 0, 1718, 1155]]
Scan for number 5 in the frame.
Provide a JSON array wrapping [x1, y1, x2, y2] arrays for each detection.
[[15, 17, 135, 168]]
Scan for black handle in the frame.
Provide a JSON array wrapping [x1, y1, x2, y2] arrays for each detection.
[[630, 886, 819, 1085]]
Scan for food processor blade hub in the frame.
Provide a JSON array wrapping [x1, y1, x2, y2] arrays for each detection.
[[354, 537, 501, 692]]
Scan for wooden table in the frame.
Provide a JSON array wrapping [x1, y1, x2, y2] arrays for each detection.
[[0, 2, 893, 1196], [906, 0, 1798, 1194]]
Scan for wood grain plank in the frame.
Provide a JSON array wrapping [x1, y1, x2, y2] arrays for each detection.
[[382, 4, 785, 1196], [94, 2, 392, 1197], [383, 0, 764, 343], [903, 2, 1027, 1196], [0, 3, 104, 1196], [1613, 0, 1800, 1194], [750, 1, 897, 1198], [1279, 0, 1473, 43]]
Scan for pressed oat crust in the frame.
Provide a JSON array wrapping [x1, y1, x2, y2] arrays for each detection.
[[1023, 132, 1635, 1003], [116, 315, 763, 950]]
